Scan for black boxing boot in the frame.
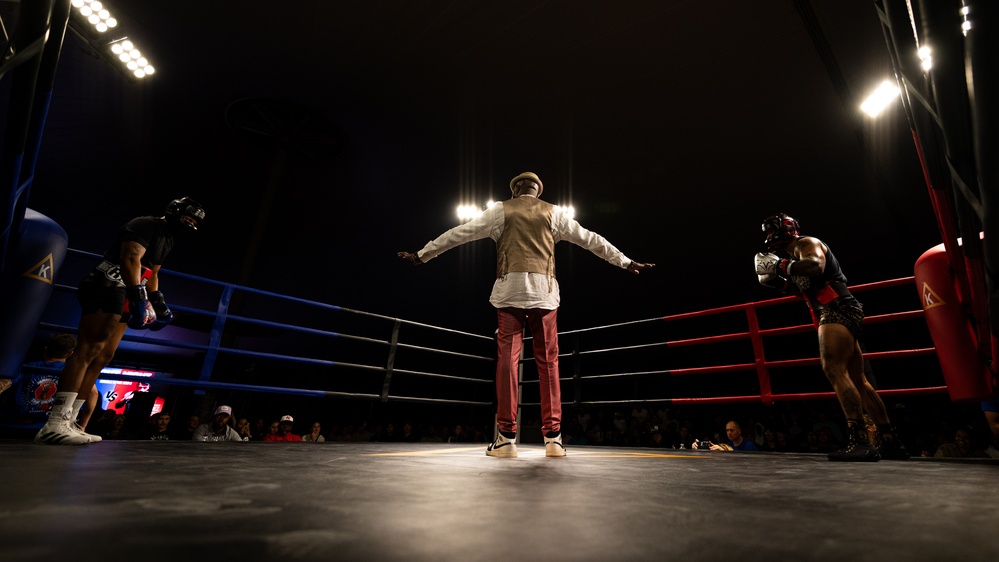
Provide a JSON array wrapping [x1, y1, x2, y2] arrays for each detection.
[[827, 421, 880, 462]]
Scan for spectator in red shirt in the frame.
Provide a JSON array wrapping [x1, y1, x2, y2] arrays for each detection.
[[264, 415, 302, 442]]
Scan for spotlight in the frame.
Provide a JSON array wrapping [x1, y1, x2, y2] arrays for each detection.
[[860, 80, 900, 117], [69, 0, 155, 81]]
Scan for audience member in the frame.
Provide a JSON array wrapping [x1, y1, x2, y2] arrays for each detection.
[[716, 420, 759, 451], [760, 429, 781, 452], [8, 334, 102, 435], [173, 414, 200, 441], [672, 424, 696, 449], [628, 421, 653, 447], [602, 427, 623, 446], [263, 420, 280, 440], [351, 422, 375, 442], [89, 408, 117, 438], [448, 423, 471, 443], [135, 411, 173, 440], [813, 427, 839, 453], [774, 428, 794, 451], [469, 425, 487, 442], [694, 420, 757, 452], [264, 415, 302, 442], [193, 405, 246, 442], [250, 417, 267, 441], [588, 427, 605, 446], [785, 411, 805, 444], [399, 420, 419, 442], [333, 424, 354, 442], [934, 426, 988, 459], [419, 424, 445, 443], [811, 410, 844, 445], [798, 431, 823, 454], [101, 414, 131, 440], [302, 421, 325, 442], [910, 433, 936, 458], [647, 426, 669, 448], [612, 411, 628, 435], [234, 417, 253, 441], [742, 415, 765, 447], [630, 405, 650, 425], [375, 422, 399, 442], [706, 413, 726, 444]]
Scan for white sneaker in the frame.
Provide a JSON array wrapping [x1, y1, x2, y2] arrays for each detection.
[[486, 432, 518, 458], [544, 433, 566, 457], [74, 423, 101, 443], [34, 419, 92, 445]]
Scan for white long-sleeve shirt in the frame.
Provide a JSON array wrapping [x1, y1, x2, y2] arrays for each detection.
[[416, 196, 632, 310]]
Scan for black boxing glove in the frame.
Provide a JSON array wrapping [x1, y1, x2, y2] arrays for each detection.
[[148, 290, 173, 331]]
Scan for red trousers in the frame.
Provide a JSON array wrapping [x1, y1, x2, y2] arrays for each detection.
[[495, 307, 561, 436]]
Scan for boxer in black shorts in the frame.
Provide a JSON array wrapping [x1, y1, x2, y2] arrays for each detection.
[[76, 283, 127, 317], [754, 213, 908, 462], [34, 197, 205, 445]]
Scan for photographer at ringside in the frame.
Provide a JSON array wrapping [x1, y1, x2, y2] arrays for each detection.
[[694, 420, 758, 452]]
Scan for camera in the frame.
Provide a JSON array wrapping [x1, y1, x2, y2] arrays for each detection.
[[695, 440, 713, 450]]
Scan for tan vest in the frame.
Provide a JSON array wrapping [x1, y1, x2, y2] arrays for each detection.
[[496, 196, 555, 279]]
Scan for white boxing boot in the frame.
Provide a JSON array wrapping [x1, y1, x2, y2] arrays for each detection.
[[34, 392, 91, 445], [70, 399, 100, 443]]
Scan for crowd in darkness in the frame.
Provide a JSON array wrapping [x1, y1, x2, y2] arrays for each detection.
[[2, 334, 993, 458], [548, 399, 998, 458], [71, 394, 999, 460]]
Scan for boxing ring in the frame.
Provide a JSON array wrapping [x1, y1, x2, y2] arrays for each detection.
[[6, 253, 999, 562], [13, 246, 946, 433], [1, 245, 996, 562]]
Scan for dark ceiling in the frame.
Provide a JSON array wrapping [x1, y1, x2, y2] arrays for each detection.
[[13, 0, 940, 334]]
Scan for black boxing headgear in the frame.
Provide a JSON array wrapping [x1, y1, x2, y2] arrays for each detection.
[[761, 213, 800, 250], [165, 197, 206, 231]]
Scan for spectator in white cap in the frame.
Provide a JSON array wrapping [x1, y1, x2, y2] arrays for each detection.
[[264, 414, 303, 442], [192, 405, 246, 442]]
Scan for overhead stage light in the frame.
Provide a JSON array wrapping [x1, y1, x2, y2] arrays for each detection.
[[456, 200, 575, 222], [69, 0, 155, 80], [72, 0, 117, 31], [860, 80, 900, 117], [917, 46, 933, 71], [109, 39, 155, 78], [456, 200, 496, 222]]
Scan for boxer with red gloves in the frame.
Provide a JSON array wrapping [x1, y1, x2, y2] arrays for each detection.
[[35, 197, 205, 445]]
